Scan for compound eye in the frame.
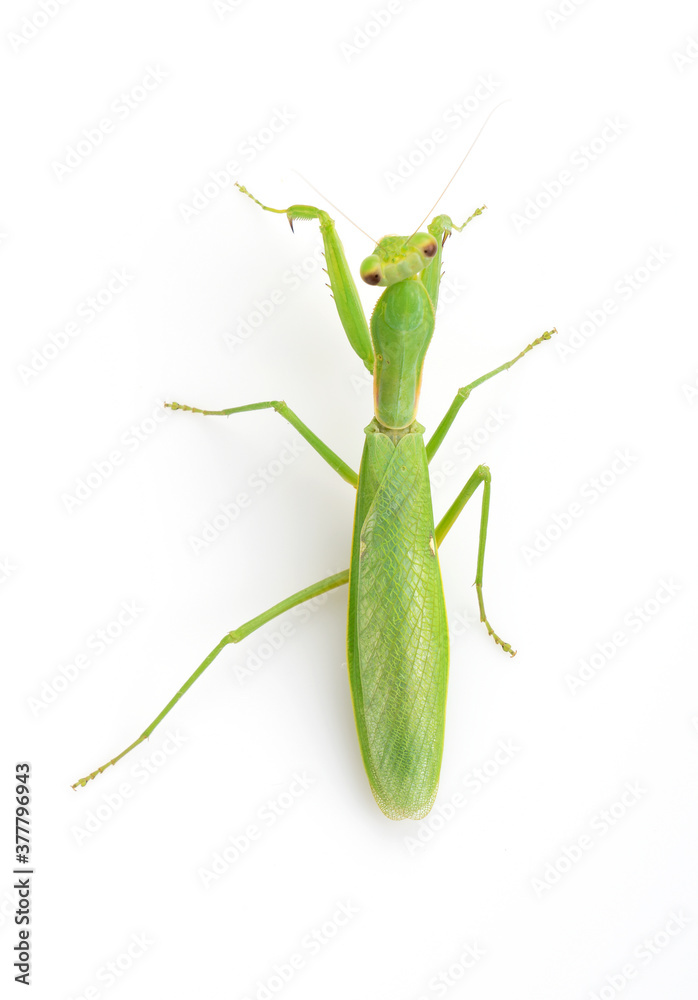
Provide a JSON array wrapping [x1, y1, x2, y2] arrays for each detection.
[[413, 233, 438, 258], [360, 254, 383, 286]]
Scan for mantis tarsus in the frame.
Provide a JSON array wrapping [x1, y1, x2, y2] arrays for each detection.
[[73, 174, 554, 820]]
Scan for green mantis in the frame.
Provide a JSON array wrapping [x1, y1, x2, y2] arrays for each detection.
[[72, 175, 554, 821]]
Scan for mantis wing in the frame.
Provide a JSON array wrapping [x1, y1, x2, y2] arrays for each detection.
[[348, 425, 449, 820]]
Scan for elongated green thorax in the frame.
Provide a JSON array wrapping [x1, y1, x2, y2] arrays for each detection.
[[360, 231, 439, 431], [371, 277, 435, 430]]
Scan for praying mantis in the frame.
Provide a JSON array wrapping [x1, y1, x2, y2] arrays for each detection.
[[72, 135, 554, 820]]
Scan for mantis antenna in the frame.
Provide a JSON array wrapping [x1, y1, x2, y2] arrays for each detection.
[[412, 99, 512, 235], [294, 169, 378, 244]]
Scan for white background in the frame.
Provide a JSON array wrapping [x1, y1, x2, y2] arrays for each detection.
[[3, 1, 698, 997]]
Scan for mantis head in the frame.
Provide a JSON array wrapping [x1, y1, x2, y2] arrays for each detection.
[[359, 232, 438, 287]]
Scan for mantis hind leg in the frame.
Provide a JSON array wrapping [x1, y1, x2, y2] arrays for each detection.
[[434, 465, 515, 657], [72, 569, 349, 788]]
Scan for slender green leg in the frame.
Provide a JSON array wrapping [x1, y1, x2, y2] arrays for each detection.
[[423, 208, 486, 312], [72, 569, 349, 788], [236, 184, 374, 371], [166, 399, 358, 488], [435, 465, 515, 657], [426, 329, 557, 462]]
